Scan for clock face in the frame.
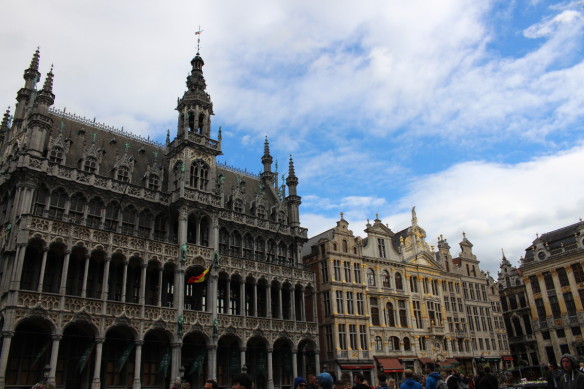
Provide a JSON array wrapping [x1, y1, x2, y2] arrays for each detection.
[[538, 251, 546, 260]]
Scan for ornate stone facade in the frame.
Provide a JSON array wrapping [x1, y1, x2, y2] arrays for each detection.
[[0, 47, 317, 389], [498, 221, 584, 378], [303, 210, 510, 385]]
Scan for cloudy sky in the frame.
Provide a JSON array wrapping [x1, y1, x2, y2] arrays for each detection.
[[1, 0, 584, 275]]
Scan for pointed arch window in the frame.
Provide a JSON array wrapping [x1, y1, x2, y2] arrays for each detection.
[[138, 209, 152, 238], [188, 111, 195, 132], [117, 165, 130, 182], [198, 113, 205, 133], [49, 146, 64, 164], [104, 201, 119, 231], [121, 206, 136, 234], [48, 188, 67, 219], [255, 237, 265, 261], [33, 186, 49, 216], [84, 156, 97, 173], [69, 193, 86, 224], [87, 198, 104, 228], [190, 160, 209, 190], [153, 213, 167, 240]]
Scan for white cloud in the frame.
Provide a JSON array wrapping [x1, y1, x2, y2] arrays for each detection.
[[303, 142, 584, 275]]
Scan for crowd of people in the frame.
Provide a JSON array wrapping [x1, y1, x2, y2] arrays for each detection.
[[188, 353, 584, 389]]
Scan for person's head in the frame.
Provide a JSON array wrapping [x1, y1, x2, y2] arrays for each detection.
[[205, 380, 218, 389], [561, 354, 578, 372], [335, 380, 345, 389], [317, 373, 334, 389], [295, 377, 308, 389], [388, 379, 396, 388], [354, 373, 365, 384], [233, 373, 253, 389], [309, 374, 318, 385], [405, 369, 414, 379], [378, 374, 387, 383], [425, 363, 436, 373]]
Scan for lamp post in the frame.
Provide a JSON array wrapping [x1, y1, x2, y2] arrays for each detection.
[[242, 364, 248, 374]]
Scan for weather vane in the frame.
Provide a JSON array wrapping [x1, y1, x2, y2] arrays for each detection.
[[195, 26, 204, 53]]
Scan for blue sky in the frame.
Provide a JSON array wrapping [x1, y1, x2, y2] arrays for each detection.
[[1, 0, 584, 275]]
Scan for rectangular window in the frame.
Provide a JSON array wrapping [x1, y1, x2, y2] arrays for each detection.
[[530, 275, 541, 294], [549, 295, 561, 319], [378, 238, 386, 258], [463, 283, 469, 299], [347, 292, 354, 315], [344, 262, 352, 282], [572, 263, 584, 283], [321, 260, 329, 283], [535, 298, 546, 320], [557, 267, 570, 287], [444, 296, 450, 311], [336, 290, 344, 314], [333, 260, 341, 281], [356, 293, 364, 315], [323, 292, 331, 316], [398, 300, 408, 327], [325, 325, 333, 353], [360, 325, 368, 350], [542, 331, 551, 340], [543, 272, 555, 291], [338, 324, 347, 350], [354, 263, 362, 284], [564, 292, 577, 316], [572, 327, 582, 336], [451, 297, 457, 312], [349, 324, 357, 350], [556, 329, 566, 338], [413, 301, 423, 328], [458, 297, 463, 312]]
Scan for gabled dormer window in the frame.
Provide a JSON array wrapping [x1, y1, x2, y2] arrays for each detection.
[[49, 146, 64, 164], [148, 173, 159, 191], [84, 156, 97, 173], [117, 165, 130, 182], [234, 199, 244, 213], [256, 205, 266, 219]]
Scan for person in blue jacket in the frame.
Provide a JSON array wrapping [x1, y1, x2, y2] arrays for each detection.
[[401, 369, 422, 389], [424, 363, 441, 389]]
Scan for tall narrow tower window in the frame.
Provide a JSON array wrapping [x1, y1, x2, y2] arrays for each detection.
[[198, 113, 205, 134], [190, 160, 209, 190], [188, 112, 195, 131]]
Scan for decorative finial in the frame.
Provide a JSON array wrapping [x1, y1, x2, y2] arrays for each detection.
[[340, 212, 344, 219], [195, 26, 204, 54]]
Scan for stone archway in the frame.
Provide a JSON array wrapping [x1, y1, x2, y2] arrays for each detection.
[[58, 321, 97, 388], [182, 331, 209, 388], [246, 336, 268, 389], [217, 334, 242, 388]]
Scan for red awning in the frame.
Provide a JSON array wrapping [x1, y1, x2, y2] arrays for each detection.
[[375, 357, 404, 373], [502, 355, 514, 361], [418, 357, 434, 365]]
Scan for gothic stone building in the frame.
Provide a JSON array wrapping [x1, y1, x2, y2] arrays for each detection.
[[303, 210, 510, 386], [498, 220, 584, 375], [0, 47, 318, 389]]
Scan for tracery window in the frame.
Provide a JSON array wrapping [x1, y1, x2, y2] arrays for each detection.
[[49, 146, 64, 164], [190, 160, 209, 190], [69, 193, 86, 223], [84, 156, 97, 173], [117, 165, 130, 182], [148, 173, 159, 191], [256, 205, 266, 219], [86, 198, 103, 228], [234, 199, 244, 213], [48, 188, 67, 219]]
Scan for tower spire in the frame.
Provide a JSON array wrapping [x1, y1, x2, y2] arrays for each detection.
[[37, 65, 55, 108], [24, 47, 41, 89], [262, 136, 273, 173]]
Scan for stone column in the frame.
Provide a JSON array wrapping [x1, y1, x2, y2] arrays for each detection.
[[267, 283, 272, 318], [208, 344, 217, 381], [102, 257, 111, 300], [81, 254, 90, 298], [312, 291, 318, 322], [59, 249, 71, 309], [291, 288, 296, 321], [292, 349, 298, 380], [314, 350, 320, 374], [240, 346, 246, 370], [121, 260, 128, 303], [252, 281, 257, 316], [226, 278, 231, 315], [48, 334, 62, 386], [132, 341, 143, 389], [158, 266, 163, 307], [278, 286, 283, 319], [267, 348, 274, 389], [171, 342, 182, 384], [139, 263, 147, 305], [37, 247, 49, 292], [92, 338, 105, 389], [10, 243, 27, 290], [0, 331, 14, 388], [240, 281, 245, 316]]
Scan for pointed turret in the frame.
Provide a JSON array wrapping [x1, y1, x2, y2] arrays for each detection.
[[285, 154, 301, 228], [37, 65, 55, 109], [262, 136, 273, 173], [13, 48, 42, 125], [0, 107, 10, 144]]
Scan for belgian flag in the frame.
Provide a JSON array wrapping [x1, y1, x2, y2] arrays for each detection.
[[187, 266, 210, 284]]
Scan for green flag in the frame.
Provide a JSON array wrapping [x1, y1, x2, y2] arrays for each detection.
[[78, 342, 95, 372], [31, 340, 50, 368], [188, 350, 207, 376], [159, 348, 171, 376], [116, 342, 135, 372]]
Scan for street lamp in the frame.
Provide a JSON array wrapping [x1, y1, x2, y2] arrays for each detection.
[[242, 364, 248, 374]]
